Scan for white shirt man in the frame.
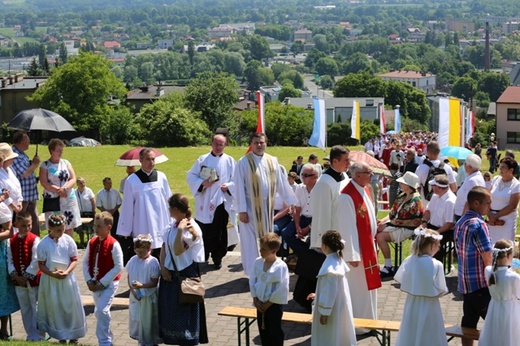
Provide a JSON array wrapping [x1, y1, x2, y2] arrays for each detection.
[[96, 177, 123, 236], [422, 175, 456, 264], [187, 134, 236, 269], [415, 141, 457, 206], [117, 148, 171, 261], [454, 154, 485, 219], [234, 133, 297, 276]]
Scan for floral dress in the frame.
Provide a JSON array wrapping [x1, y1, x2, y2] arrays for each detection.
[[41, 159, 81, 229]]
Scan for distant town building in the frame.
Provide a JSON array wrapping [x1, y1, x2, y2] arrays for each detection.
[[0, 74, 47, 124], [445, 19, 475, 32], [502, 21, 520, 34], [157, 39, 174, 49], [126, 84, 186, 113], [379, 70, 436, 94], [103, 41, 121, 50], [496, 86, 520, 150], [294, 29, 313, 42]]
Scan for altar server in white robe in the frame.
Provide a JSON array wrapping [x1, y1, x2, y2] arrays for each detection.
[[187, 134, 236, 269], [394, 228, 448, 346], [309, 146, 350, 249], [234, 133, 297, 276], [311, 230, 356, 346], [338, 162, 381, 335], [117, 148, 171, 260]]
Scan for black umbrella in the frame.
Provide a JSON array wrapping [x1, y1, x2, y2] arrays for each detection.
[[8, 108, 76, 155]]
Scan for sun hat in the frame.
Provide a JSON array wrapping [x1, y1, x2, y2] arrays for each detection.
[[0, 143, 19, 161], [396, 171, 419, 189], [428, 174, 449, 189]]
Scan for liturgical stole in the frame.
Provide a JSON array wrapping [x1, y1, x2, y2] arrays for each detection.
[[342, 182, 382, 290], [246, 152, 276, 237]]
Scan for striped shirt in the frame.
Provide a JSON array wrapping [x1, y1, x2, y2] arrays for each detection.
[[454, 210, 492, 294]]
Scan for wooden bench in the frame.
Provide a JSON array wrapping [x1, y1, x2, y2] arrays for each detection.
[[219, 306, 479, 345], [218, 306, 399, 346], [81, 295, 129, 308]]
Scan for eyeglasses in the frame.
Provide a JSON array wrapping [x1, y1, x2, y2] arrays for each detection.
[[302, 173, 315, 178], [359, 171, 374, 175]]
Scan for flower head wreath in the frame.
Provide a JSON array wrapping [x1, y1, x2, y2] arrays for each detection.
[[414, 228, 443, 240], [48, 216, 65, 227], [133, 234, 153, 244]]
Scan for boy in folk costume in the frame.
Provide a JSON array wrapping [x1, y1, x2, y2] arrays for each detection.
[[83, 212, 124, 346], [7, 212, 45, 341]]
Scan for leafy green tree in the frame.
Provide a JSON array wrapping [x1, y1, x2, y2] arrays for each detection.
[[304, 49, 326, 69], [27, 57, 40, 76], [246, 35, 272, 62], [477, 71, 510, 102], [59, 42, 68, 65], [291, 41, 304, 55], [271, 63, 292, 80], [38, 44, 46, 68], [313, 34, 330, 54], [315, 57, 339, 77], [278, 70, 304, 89], [28, 52, 127, 133], [319, 75, 333, 89], [140, 61, 154, 84], [184, 71, 239, 131], [333, 72, 386, 97], [360, 120, 380, 144], [341, 52, 373, 75], [187, 40, 195, 66], [244, 60, 274, 91], [278, 84, 302, 101], [99, 106, 140, 144], [137, 94, 211, 147], [451, 76, 477, 100]]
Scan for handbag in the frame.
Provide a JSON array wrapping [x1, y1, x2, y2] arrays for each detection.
[[42, 196, 60, 212], [167, 229, 205, 304]]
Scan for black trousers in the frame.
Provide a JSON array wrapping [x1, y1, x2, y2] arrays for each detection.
[[257, 303, 284, 346], [196, 203, 229, 264], [293, 249, 326, 312]]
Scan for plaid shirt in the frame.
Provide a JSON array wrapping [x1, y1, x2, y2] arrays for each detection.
[[11, 146, 39, 202], [454, 210, 492, 294]]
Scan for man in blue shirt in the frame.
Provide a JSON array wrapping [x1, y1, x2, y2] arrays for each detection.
[[12, 131, 40, 235]]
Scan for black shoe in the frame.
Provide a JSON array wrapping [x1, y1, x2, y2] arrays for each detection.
[[379, 266, 394, 279], [214, 261, 222, 270]]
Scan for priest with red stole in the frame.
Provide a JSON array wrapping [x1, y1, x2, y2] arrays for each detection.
[[338, 161, 381, 335]]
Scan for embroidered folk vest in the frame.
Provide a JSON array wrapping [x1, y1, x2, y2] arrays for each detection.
[[9, 232, 42, 287], [88, 235, 121, 281]]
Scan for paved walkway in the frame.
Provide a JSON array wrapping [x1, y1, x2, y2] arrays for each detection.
[[8, 250, 471, 345]]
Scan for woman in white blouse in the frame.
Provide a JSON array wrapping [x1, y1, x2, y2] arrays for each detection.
[[487, 157, 520, 244], [158, 193, 208, 345]]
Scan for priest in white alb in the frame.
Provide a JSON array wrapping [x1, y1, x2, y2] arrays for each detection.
[[309, 145, 351, 249], [187, 134, 236, 269], [117, 148, 171, 261], [338, 162, 381, 335], [234, 133, 297, 276]]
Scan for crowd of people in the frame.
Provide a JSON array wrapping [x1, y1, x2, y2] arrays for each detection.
[[1, 129, 520, 346]]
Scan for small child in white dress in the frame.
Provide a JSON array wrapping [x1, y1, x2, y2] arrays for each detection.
[[309, 230, 356, 346], [126, 234, 161, 346], [37, 214, 86, 344], [394, 228, 448, 346], [479, 239, 520, 345], [249, 233, 289, 346]]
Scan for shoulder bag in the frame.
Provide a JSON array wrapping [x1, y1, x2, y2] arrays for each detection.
[[167, 228, 205, 304]]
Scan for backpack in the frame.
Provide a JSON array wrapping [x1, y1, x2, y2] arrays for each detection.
[[422, 159, 446, 201]]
